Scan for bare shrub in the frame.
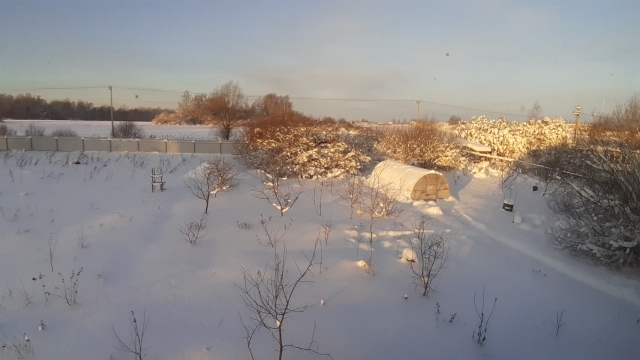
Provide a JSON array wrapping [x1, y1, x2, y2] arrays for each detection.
[[253, 169, 303, 217], [39, 233, 58, 272], [237, 221, 253, 229], [51, 127, 78, 137], [185, 158, 240, 214], [473, 288, 497, 346], [238, 240, 331, 360], [336, 173, 364, 219], [357, 166, 402, 269], [113, 311, 149, 360], [58, 267, 82, 306], [112, 121, 144, 139], [408, 216, 450, 297], [55, 268, 83, 306], [377, 121, 461, 170], [588, 96, 640, 149], [178, 214, 207, 245], [24, 122, 45, 136], [0, 123, 17, 135], [448, 115, 463, 125], [255, 214, 291, 248], [15, 280, 34, 306], [553, 309, 566, 336], [78, 226, 87, 248], [2, 334, 33, 359]]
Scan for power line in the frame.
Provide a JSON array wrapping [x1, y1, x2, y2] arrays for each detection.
[[0, 86, 107, 91], [0, 84, 596, 119]]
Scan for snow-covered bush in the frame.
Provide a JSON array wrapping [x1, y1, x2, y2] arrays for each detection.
[[455, 116, 570, 159], [241, 115, 373, 179], [546, 141, 640, 268], [377, 121, 461, 170], [151, 111, 183, 125]]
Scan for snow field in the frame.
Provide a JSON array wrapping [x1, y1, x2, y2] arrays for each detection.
[[0, 150, 638, 359]]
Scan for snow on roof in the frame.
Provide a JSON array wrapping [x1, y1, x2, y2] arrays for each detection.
[[461, 140, 492, 153]]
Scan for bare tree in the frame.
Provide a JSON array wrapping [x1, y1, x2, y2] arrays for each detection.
[[177, 90, 209, 124], [208, 81, 248, 140], [251, 93, 293, 118], [408, 216, 450, 297], [527, 101, 542, 120], [336, 173, 364, 219], [238, 240, 331, 360], [253, 170, 303, 217], [185, 158, 240, 214]]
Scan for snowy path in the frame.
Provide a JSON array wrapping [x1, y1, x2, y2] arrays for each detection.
[[437, 176, 640, 307]]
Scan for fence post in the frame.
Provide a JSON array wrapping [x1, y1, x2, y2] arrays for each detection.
[[55, 137, 59, 151]]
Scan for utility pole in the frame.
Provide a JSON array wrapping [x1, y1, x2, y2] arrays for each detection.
[[109, 85, 114, 137], [573, 105, 581, 146], [416, 100, 421, 122]]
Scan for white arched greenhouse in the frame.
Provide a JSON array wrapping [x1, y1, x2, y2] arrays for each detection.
[[371, 160, 451, 201]]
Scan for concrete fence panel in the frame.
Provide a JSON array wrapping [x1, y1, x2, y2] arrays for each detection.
[[84, 138, 111, 152], [195, 141, 219, 154], [111, 139, 139, 152], [221, 141, 239, 154], [7, 136, 32, 151], [32, 137, 58, 151], [167, 140, 195, 154], [139, 139, 167, 153], [1, 135, 244, 155], [57, 138, 84, 152]]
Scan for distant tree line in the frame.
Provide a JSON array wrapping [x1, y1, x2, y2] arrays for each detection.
[[153, 81, 351, 140], [0, 93, 166, 122]]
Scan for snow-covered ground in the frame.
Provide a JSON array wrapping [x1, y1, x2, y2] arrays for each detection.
[[0, 150, 639, 360], [2, 120, 217, 139]]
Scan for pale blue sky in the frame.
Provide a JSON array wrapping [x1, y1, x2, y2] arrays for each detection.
[[1, 0, 638, 122]]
